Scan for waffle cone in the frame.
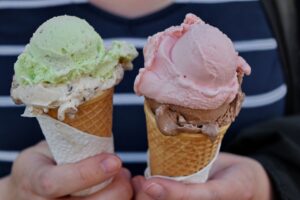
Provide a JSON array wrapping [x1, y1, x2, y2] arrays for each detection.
[[47, 88, 114, 137], [144, 100, 229, 177]]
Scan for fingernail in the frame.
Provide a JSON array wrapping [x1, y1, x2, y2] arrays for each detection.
[[144, 183, 165, 200], [122, 168, 131, 179], [101, 157, 120, 173]]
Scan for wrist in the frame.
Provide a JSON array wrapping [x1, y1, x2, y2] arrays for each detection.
[[0, 176, 14, 200]]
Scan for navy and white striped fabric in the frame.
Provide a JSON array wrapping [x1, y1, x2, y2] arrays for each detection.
[[0, 0, 286, 176]]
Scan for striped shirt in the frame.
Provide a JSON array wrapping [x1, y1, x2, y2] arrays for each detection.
[[0, 0, 286, 176]]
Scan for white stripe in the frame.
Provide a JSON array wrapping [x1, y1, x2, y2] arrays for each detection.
[[0, 150, 147, 163], [0, 151, 18, 162], [176, 0, 258, 3], [243, 84, 287, 108], [0, 45, 24, 56], [0, 84, 287, 108], [0, 0, 87, 9], [0, 94, 144, 107], [0, 38, 277, 56], [114, 94, 144, 105], [106, 38, 279, 52], [117, 152, 147, 163], [0, 97, 17, 107], [0, 0, 258, 9], [234, 38, 277, 52]]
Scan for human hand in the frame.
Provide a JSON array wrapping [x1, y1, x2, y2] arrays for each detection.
[[4, 141, 133, 200], [133, 153, 273, 200]]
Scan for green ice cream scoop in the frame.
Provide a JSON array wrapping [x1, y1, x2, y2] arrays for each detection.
[[14, 15, 138, 85]]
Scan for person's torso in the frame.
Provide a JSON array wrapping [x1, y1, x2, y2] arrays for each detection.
[[0, 0, 286, 176]]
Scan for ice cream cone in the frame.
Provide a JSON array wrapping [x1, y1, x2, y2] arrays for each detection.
[[47, 87, 114, 137], [36, 87, 114, 196], [144, 100, 229, 177], [10, 15, 138, 197]]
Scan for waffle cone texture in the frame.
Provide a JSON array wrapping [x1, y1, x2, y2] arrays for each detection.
[[48, 88, 114, 137], [144, 100, 229, 177]]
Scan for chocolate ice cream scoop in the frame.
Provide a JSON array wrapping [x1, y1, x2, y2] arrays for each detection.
[[147, 73, 245, 139]]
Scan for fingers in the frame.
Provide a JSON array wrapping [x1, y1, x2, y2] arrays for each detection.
[[11, 141, 54, 185], [138, 177, 222, 200], [137, 153, 259, 200], [132, 176, 154, 200], [132, 176, 144, 193], [12, 141, 133, 199], [60, 168, 133, 200], [31, 153, 122, 198], [85, 168, 133, 200]]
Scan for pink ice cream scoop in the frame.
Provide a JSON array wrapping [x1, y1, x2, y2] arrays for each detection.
[[134, 13, 251, 110]]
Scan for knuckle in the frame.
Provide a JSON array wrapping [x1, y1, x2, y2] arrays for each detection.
[[74, 156, 108, 185], [76, 163, 95, 183], [38, 172, 57, 197]]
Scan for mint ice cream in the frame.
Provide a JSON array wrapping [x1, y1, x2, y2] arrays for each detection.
[[11, 15, 138, 120], [15, 15, 137, 85]]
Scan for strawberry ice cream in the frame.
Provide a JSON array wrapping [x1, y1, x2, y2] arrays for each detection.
[[134, 13, 250, 110], [134, 13, 251, 137]]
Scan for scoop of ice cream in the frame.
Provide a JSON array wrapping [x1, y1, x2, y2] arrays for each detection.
[[134, 13, 250, 110], [11, 15, 138, 120], [14, 15, 137, 85], [146, 72, 245, 138]]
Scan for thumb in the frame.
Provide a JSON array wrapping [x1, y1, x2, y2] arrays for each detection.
[[31, 153, 122, 198], [142, 178, 217, 200]]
